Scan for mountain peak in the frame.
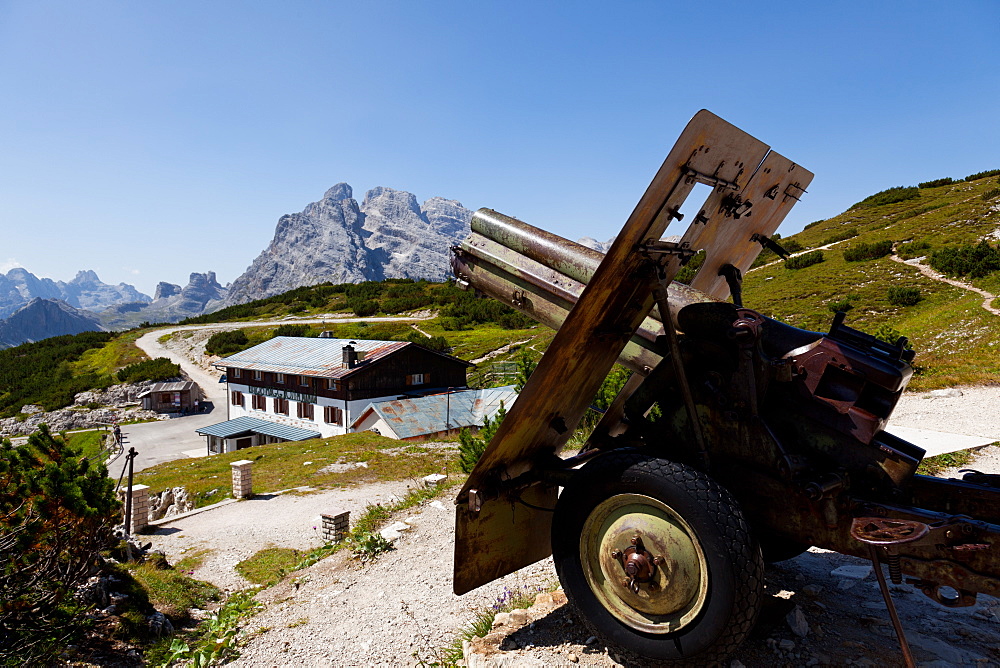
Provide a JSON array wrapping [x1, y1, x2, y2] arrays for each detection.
[[222, 183, 473, 306], [324, 183, 353, 202]]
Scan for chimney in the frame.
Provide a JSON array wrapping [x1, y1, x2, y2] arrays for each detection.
[[342, 342, 358, 369]]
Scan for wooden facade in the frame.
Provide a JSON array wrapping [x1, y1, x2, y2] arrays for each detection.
[[224, 344, 470, 402]]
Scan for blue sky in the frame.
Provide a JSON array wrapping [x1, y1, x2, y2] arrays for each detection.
[[1, 1, 998, 296]]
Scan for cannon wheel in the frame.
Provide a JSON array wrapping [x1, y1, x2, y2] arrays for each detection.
[[552, 452, 763, 664]]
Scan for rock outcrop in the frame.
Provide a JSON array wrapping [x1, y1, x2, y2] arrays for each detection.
[[0, 298, 105, 348], [222, 183, 473, 306]]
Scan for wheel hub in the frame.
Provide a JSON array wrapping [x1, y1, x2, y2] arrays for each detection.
[[581, 493, 709, 634]]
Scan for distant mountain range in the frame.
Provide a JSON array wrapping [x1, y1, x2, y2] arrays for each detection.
[[0, 268, 228, 347], [0, 268, 149, 320], [2, 181, 474, 345]]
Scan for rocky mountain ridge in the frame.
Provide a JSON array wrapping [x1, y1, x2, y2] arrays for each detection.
[[222, 183, 473, 306], [0, 268, 151, 319]]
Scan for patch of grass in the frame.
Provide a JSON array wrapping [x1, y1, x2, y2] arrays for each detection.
[[134, 431, 459, 508], [126, 557, 221, 620], [175, 548, 213, 571], [917, 449, 976, 476], [65, 429, 110, 459], [236, 547, 305, 586], [73, 329, 149, 377]]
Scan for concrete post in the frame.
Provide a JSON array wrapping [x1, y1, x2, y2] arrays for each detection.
[[321, 511, 350, 542], [121, 484, 150, 534], [231, 460, 254, 499]]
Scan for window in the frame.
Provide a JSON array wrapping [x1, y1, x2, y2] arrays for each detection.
[[327, 378, 338, 391], [232, 368, 242, 378], [274, 397, 289, 415], [231, 391, 244, 407], [159, 393, 172, 403], [276, 373, 285, 384], [297, 402, 315, 420], [300, 375, 310, 387], [253, 370, 262, 381], [324, 406, 343, 425], [251, 394, 266, 410], [405, 373, 429, 386]]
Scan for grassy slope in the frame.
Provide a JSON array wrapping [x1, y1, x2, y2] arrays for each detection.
[[743, 175, 1000, 390], [135, 431, 457, 507]]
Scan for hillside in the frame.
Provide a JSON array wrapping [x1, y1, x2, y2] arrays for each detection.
[[743, 171, 1000, 390]]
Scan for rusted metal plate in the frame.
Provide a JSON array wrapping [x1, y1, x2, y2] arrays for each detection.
[[688, 151, 814, 299], [454, 110, 779, 592], [453, 483, 557, 595]]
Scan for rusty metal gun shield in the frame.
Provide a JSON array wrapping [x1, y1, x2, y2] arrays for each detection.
[[453, 109, 812, 595]]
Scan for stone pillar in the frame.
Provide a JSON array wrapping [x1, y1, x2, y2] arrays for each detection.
[[122, 484, 150, 534], [231, 460, 254, 499], [321, 511, 350, 543]]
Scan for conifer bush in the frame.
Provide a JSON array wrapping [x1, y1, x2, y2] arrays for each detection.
[[843, 240, 893, 262], [0, 426, 117, 662], [784, 250, 824, 269], [887, 286, 921, 306]]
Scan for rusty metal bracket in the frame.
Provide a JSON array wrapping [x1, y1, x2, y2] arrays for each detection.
[[680, 164, 741, 191]]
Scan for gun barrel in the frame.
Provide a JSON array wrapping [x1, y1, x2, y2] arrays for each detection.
[[452, 208, 718, 374]]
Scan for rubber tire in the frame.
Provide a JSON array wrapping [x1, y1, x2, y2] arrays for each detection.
[[552, 451, 764, 666]]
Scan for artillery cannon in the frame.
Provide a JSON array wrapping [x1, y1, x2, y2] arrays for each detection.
[[450, 110, 1000, 665]]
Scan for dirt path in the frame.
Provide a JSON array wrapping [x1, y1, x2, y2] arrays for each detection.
[[889, 253, 1000, 316]]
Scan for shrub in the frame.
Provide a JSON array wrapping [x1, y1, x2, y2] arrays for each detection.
[[843, 240, 893, 262], [981, 188, 1000, 202], [271, 324, 311, 338], [930, 240, 1000, 278], [821, 227, 859, 246], [458, 401, 506, 473], [348, 300, 380, 317], [785, 250, 824, 269], [896, 240, 931, 260], [851, 186, 919, 209], [872, 324, 912, 351], [918, 177, 954, 188], [827, 296, 856, 313], [964, 169, 1000, 182], [116, 357, 181, 383], [0, 427, 117, 662], [802, 220, 824, 230], [887, 286, 921, 306], [205, 329, 250, 356]]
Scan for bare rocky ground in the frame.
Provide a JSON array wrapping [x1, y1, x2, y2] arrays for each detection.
[[145, 449, 1000, 667]]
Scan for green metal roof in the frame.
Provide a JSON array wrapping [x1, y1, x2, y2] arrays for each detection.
[[196, 416, 320, 441]]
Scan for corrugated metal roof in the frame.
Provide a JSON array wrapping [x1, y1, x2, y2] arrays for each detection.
[[147, 381, 198, 392], [213, 337, 409, 378], [137, 380, 198, 398], [357, 385, 518, 440], [196, 416, 321, 441]]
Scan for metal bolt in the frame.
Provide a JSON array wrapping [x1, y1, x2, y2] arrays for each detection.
[[653, 556, 664, 566], [611, 549, 622, 559]]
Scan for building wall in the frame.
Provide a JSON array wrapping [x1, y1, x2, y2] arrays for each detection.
[[223, 344, 469, 404], [227, 382, 401, 438], [351, 411, 397, 438]]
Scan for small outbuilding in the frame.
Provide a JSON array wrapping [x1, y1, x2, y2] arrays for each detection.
[[351, 385, 518, 441], [138, 381, 202, 413]]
